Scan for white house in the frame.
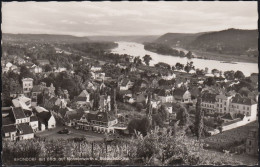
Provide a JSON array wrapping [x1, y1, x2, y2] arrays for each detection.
[[90, 66, 102, 72], [215, 93, 233, 114], [22, 78, 34, 94], [76, 90, 90, 105], [12, 95, 32, 111], [161, 72, 176, 80], [29, 116, 39, 132], [229, 94, 258, 121]]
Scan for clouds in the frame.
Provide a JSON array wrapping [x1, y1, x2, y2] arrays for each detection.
[[2, 1, 257, 36]]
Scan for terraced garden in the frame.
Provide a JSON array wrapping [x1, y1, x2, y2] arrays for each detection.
[[204, 121, 258, 151]]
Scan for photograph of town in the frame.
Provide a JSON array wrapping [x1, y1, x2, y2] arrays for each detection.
[[1, 1, 258, 166]]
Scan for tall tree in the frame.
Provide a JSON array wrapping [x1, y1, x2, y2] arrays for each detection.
[[143, 55, 152, 66], [234, 70, 245, 80], [110, 88, 117, 112], [176, 106, 189, 127], [195, 92, 204, 140]]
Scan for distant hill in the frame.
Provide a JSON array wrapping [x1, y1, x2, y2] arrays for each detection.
[[154, 32, 206, 47], [187, 28, 258, 55], [88, 35, 159, 43], [2, 33, 90, 44], [154, 28, 258, 55]]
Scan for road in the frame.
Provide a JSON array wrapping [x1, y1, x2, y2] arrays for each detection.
[[36, 126, 105, 142]]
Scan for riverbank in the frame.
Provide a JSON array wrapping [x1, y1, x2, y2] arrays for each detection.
[[190, 49, 258, 64]]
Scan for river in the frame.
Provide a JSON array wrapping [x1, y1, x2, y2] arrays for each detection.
[[111, 41, 258, 76]]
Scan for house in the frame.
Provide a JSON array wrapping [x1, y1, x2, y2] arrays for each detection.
[[76, 90, 90, 105], [53, 67, 67, 73], [246, 128, 258, 156], [10, 85, 23, 98], [150, 95, 161, 108], [22, 78, 34, 94], [31, 85, 43, 106], [155, 89, 174, 103], [17, 123, 34, 140], [201, 92, 217, 114], [36, 108, 56, 130], [12, 95, 32, 111], [30, 65, 43, 73], [63, 109, 84, 127], [29, 116, 39, 132], [172, 88, 191, 104], [11, 107, 30, 124], [90, 66, 102, 72], [229, 94, 257, 121], [116, 63, 127, 69], [77, 111, 118, 133], [37, 59, 50, 66], [161, 72, 176, 80], [215, 93, 233, 114], [119, 79, 133, 91], [2, 125, 17, 141], [13, 57, 26, 65]]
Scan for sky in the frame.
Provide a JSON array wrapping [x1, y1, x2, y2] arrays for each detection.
[[2, 1, 258, 36]]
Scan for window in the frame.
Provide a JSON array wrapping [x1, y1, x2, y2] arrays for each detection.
[[224, 107, 226, 111], [247, 107, 250, 110], [224, 102, 226, 105], [249, 140, 252, 146], [243, 106, 245, 110]]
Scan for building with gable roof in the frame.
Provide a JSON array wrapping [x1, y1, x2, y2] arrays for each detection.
[[229, 94, 257, 121], [17, 123, 34, 140], [22, 78, 34, 94], [172, 88, 191, 104], [201, 92, 217, 113], [12, 95, 32, 111]]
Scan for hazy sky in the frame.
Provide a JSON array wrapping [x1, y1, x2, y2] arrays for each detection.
[[2, 1, 258, 36]]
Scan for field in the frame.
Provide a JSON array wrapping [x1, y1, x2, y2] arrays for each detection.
[[204, 121, 258, 151]]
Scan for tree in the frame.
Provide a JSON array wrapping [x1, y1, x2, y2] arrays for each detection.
[[238, 87, 250, 97], [203, 77, 216, 86], [185, 51, 193, 59], [110, 88, 117, 111], [211, 69, 219, 74], [93, 90, 100, 110], [171, 66, 175, 71], [127, 117, 151, 136], [44, 64, 52, 72], [234, 70, 245, 80], [19, 65, 34, 79], [175, 63, 184, 70], [143, 55, 152, 66], [224, 71, 235, 80], [179, 51, 185, 57], [176, 106, 189, 127], [194, 93, 204, 140], [136, 103, 144, 112]]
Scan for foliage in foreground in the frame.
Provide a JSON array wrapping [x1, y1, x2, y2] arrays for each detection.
[[2, 127, 244, 165]]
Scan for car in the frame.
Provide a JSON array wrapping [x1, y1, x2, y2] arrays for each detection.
[[58, 128, 69, 134]]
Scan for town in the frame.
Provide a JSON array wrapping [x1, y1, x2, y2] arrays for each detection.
[[2, 37, 258, 165], [2, 1, 258, 166]]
